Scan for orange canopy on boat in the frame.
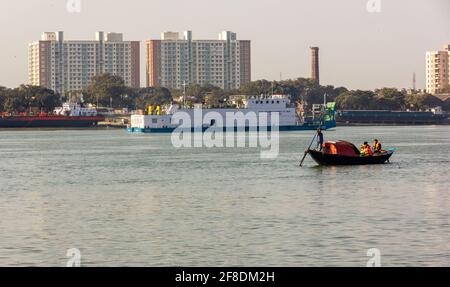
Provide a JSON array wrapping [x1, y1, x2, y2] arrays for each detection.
[[323, 141, 360, 157]]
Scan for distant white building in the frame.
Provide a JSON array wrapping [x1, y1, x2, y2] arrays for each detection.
[[426, 45, 450, 94], [28, 31, 140, 95], [146, 31, 251, 90]]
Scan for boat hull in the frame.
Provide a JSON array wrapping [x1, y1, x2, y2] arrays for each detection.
[[0, 116, 105, 128], [128, 121, 336, 133], [308, 149, 393, 166], [336, 110, 448, 125]]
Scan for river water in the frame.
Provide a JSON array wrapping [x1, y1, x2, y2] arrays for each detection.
[[0, 126, 449, 266]]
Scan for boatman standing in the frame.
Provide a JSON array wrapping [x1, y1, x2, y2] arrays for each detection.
[[316, 128, 324, 151]]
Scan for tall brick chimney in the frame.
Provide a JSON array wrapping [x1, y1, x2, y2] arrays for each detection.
[[310, 47, 320, 84]]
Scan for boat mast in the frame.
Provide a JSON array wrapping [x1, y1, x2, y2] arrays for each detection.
[[323, 93, 328, 120], [182, 81, 187, 108]]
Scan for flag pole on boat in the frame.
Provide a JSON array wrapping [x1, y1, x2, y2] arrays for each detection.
[[299, 94, 327, 167]]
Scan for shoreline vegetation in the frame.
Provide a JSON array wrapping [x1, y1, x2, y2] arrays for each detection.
[[1, 73, 449, 115]]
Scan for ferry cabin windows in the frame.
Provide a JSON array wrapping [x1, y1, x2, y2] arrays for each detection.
[[247, 98, 288, 109], [252, 100, 283, 105], [143, 116, 172, 129]]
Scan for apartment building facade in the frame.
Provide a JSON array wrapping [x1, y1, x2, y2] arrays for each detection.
[[426, 45, 450, 94], [28, 31, 140, 95], [146, 31, 251, 90]]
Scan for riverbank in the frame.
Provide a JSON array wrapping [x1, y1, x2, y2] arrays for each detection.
[[97, 116, 129, 128]]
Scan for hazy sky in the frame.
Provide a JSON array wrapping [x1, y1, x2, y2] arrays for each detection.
[[0, 0, 448, 90]]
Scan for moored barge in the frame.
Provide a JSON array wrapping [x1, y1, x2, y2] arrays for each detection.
[[0, 103, 104, 128]]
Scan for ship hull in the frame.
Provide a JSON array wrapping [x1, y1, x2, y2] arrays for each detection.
[[336, 110, 448, 125], [0, 116, 105, 128], [128, 121, 336, 133]]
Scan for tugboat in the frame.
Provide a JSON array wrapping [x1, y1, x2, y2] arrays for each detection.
[[0, 103, 105, 128]]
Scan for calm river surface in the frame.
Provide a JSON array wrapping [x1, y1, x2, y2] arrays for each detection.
[[0, 126, 449, 266]]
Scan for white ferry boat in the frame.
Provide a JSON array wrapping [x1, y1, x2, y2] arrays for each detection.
[[127, 95, 336, 133]]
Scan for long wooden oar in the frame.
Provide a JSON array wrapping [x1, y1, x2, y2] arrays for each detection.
[[299, 133, 318, 166]]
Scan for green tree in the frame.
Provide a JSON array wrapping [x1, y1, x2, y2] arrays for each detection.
[[335, 90, 376, 110], [3, 95, 23, 113], [186, 83, 204, 102], [177, 83, 226, 106], [148, 87, 172, 106], [204, 90, 227, 108], [1, 85, 60, 113], [239, 80, 273, 96], [0, 86, 7, 111], [17, 85, 61, 112], [406, 93, 443, 111], [31, 87, 60, 111], [373, 88, 406, 110], [87, 73, 126, 107], [134, 87, 173, 109]]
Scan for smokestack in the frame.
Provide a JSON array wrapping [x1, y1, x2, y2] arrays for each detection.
[[310, 47, 320, 84]]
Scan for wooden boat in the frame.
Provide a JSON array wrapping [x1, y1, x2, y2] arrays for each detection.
[[307, 140, 394, 166]]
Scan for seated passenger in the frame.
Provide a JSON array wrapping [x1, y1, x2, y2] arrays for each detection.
[[373, 139, 382, 154], [360, 142, 373, 156]]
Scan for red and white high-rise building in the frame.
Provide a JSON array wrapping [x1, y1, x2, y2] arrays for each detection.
[[146, 31, 251, 90], [28, 31, 140, 95]]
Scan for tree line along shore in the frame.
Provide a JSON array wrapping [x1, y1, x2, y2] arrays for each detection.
[[1, 73, 449, 114]]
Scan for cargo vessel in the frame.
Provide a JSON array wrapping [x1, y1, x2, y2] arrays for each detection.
[[128, 95, 337, 133], [336, 108, 448, 125], [0, 103, 104, 128]]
